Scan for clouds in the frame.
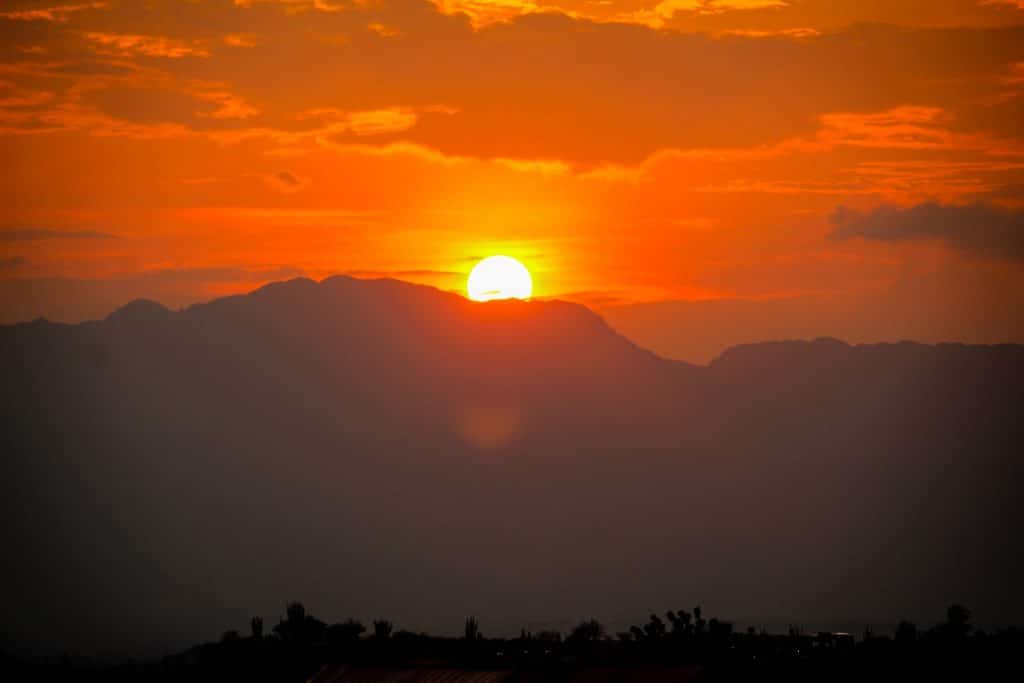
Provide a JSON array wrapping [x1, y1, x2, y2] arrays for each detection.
[[232, 0, 347, 12], [0, 257, 26, 269], [83, 32, 211, 59], [296, 106, 425, 136], [431, 0, 534, 27], [0, 228, 118, 241], [830, 202, 1024, 261], [627, 0, 789, 30], [424, 0, 1024, 32], [262, 169, 310, 192], [223, 33, 259, 48], [0, 3, 106, 23], [0, 0, 1023, 330], [3, 3, 1024, 166], [0, 265, 307, 324]]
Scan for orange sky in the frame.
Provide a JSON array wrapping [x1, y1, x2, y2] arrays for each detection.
[[1, 0, 1023, 360]]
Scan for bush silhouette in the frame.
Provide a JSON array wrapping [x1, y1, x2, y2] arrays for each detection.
[[464, 617, 481, 642], [373, 620, 393, 639], [251, 616, 263, 640]]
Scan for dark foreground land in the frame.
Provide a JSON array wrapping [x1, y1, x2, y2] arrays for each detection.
[[5, 278, 1022, 652], [3, 603, 1021, 682], [4, 278, 1022, 679]]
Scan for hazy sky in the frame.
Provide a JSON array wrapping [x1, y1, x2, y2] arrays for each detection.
[[1, 0, 1023, 355]]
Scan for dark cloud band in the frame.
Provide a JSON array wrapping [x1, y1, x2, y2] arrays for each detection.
[[830, 202, 1024, 261]]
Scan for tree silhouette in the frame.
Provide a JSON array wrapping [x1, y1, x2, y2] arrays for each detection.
[[708, 618, 733, 648], [895, 620, 917, 644], [287, 602, 305, 625], [328, 619, 365, 642], [33, 599, 1024, 679], [667, 610, 692, 638], [464, 617, 481, 642], [274, 602, 327, 644], [947, 605, 971, 627], [373, 619, 393, 640], [693, 606, 706, 636], [644, 613, 666, 640], [536, 630, 561, 643], [568, 619, 605, 643], [273, 602, 306, 642], [943, 604, 972, 640], [250, 616, 263, 640], [566, 619, 606, 656]]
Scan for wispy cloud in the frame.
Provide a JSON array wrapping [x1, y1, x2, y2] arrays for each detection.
[[367, 23, 401, 38], [495, 157, 571, 176], [232, 0, 345, 13], [193, 89, 260, 120], [259, 170, 311, 193], [982, 1, 1024, 10], [346, 269, 463, 278], [129, 265, 306, 284], [625, 0, 789, 30], [721, 27, 820, 38], [223, 33, 259, 48], [430, 0, 541, 28], [830, 202, 1024, 261], [297, 107, 422, 136], [0, 256, 26, 269], [83, 32, 210, 59], [0, 229, 119, 242], [0, 3, 106, 22]]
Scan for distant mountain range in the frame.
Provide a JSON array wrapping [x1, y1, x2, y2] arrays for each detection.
[[2, 276, 1021, 655]]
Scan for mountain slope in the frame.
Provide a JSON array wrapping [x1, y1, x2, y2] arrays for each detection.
[[1, 276, 1021, 655]]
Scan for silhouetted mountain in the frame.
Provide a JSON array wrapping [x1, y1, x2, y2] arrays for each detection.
[[104, 298, 173, 325], [1, 276, 1021, 656]]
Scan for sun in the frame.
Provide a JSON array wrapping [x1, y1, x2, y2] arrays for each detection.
[[467, 255, 533, 302]]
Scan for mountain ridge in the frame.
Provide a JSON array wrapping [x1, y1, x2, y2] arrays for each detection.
[[1, 274, 1021, 656], [5, 275, 1018, 369]]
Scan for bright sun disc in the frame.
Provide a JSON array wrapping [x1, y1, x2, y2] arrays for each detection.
[[467, 255, 533, 302]]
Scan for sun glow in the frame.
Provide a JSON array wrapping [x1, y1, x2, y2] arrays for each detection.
[[467, 255, 533, 302]]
